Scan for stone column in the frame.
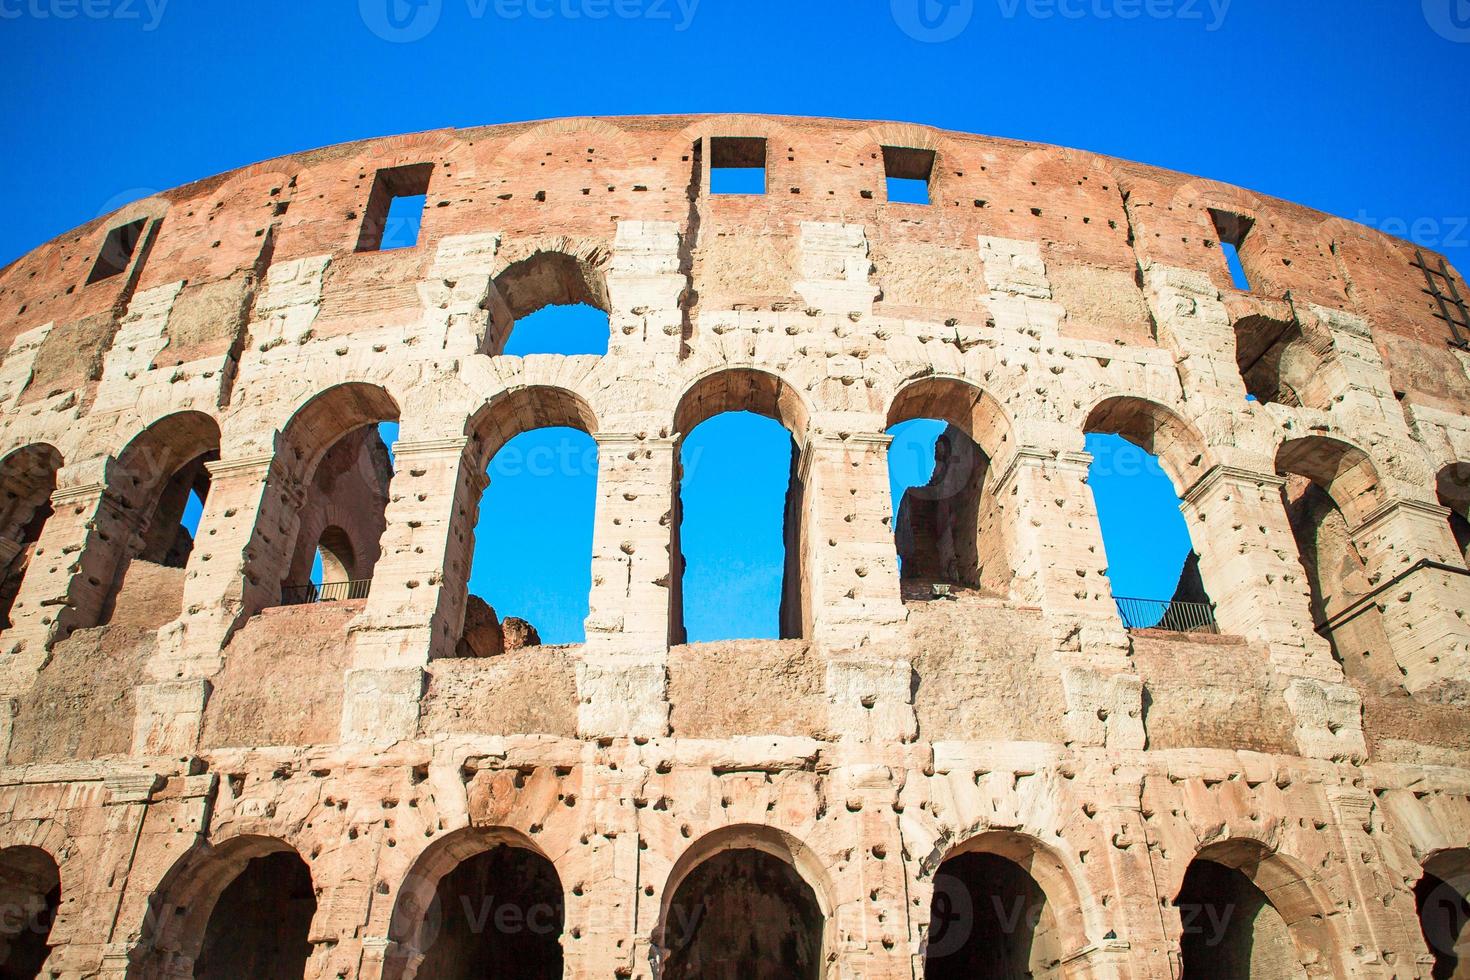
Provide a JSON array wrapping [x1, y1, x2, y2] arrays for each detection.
[[577, 433, 675, 740], [132, 451, 299, 755], [800, 435, 914, 744], [990, 447, 1143, 750], [343, 437, 477, 744], [0, 459, 133, 691], [1350, 497, 1470, 699]]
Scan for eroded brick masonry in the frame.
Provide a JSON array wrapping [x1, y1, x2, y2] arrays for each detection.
[[0, 114, 1468, 978]]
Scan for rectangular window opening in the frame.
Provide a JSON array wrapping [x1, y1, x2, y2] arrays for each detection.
[[709, 137, 766, 195], [883, 146, 935, 205], [357, 162, 433, 252], [86, 218, 147, 284], [1209, 208, 1255, 291]]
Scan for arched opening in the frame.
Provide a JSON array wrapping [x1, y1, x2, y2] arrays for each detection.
[[489, 251, 610, 356], [457, 387, 597, 655], [276, 385, 399, 607], [1277, 437, 1387, 675], [923, 833, 1086, 979], [885, 378, 1013, 601], [662, 849, 824, 980], [131, 837, 316, 980], [1436, 464, 1470, 566], [1174, 840, 1334, 979], [1085, 397, 1215, 633], [194, 851, 316, 979], [1418, 850, 1470, 979], [673, 369, 809, 643], [0, 846, 60, 978], [102, 413, 221, 625], [1232, 312, 1334, 409], [0, 445, 62, 631], [386, 831, 563, 980]]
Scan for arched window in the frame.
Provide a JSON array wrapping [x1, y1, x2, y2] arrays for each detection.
[[386, 831, 563, 980], [1085, 398, 1215, 633], [133, 837, 316, 980], [276, 386, 399, 606], [0, 444, 62, 630], [673, 370, 808, 642], [885, 379, 1013, 601], [1278, 437, 1389, 678], [102, 412, 221, 625], [923, 833, 1086, 979], [1436, 463, 1470, 566], [0, 845, 60, 977], [488, 251, 610, 356], [660, 833, 826, 980], [457, 387, 597, 654], [1417, 850, 1470, 978]]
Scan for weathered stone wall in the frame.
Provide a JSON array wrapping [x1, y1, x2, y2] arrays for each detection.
[[0, 115, 1467, 978]]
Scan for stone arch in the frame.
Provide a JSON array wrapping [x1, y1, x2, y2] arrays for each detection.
[[655, 824, 832, 980], [1276, 436, 1384, 532], [1416, 848, 1470, 978], [382, 827, 564, 980], [885, 377, 1016, 595], [487, 245, 612, 355], [100, 411, 221, 623], [672, 368, 812, 642], [1173, 838, 1339, 978], [495, 116, 634, 164], [0, 443, 62, 630], [274, 383, 400, 605], [1436, 463, 1470, 564], [453, 384, 600, 655], [921, 830, 1089, 978], [1084, 394, 1208, 494], [314, 524, 358, 582], [129, 834, 317, 980], [1233, 311, 1338, 409], [0, 844, 60, 978]]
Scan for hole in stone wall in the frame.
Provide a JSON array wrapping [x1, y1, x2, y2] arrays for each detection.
[[357, 162, 433, 252], [0, 845, 60, 978], [1210, 208, 1255, 291], [924, 851, 1061, 978], [1175, 859, 1307, 978], [886, 418, 990, 599], [193, 851, 316, 980], [86, 218, 147, 284], [0, 445, 62, 631], [883, 145, 935, 206], [489, 253, 610, 355], [709, 136, 767, 195]]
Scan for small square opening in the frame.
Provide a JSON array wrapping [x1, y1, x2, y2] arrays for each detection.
[[1209, 209, 1255, 291], [86, 218, 147, 284], [357, 163, 433, 252], [710, 137, 767, 195], [883, 146, 935, 205]]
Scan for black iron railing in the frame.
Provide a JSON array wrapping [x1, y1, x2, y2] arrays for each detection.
[[1114, 596, 1219, 634], [280, 580, 371, 606]]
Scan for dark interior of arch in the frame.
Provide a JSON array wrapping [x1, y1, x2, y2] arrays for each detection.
[[924, 851, 1060, 979], [0, 448, 60, 630], [281, 423, 394, 598], [1176, 859, 1304, 980], [663, 847, 822, 980], [193, 851, 316, 980], [0, 846, 60, 979], [1416, 865, 1470, 979], [415, 843, 564, 980], [894, 423, 987, 592]]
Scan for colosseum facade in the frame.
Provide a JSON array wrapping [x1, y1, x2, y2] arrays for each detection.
[[0, 114, 1467, 978]]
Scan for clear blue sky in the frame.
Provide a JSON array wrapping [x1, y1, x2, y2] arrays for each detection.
[[10, 2, 1466, 641]]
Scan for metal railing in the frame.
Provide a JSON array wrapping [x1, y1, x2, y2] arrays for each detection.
[[1113, 596, 1219, 634], [280, 580, 371, 606]]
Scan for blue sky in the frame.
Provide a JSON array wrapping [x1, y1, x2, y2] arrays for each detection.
[[10, 2, 1466, 641]]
